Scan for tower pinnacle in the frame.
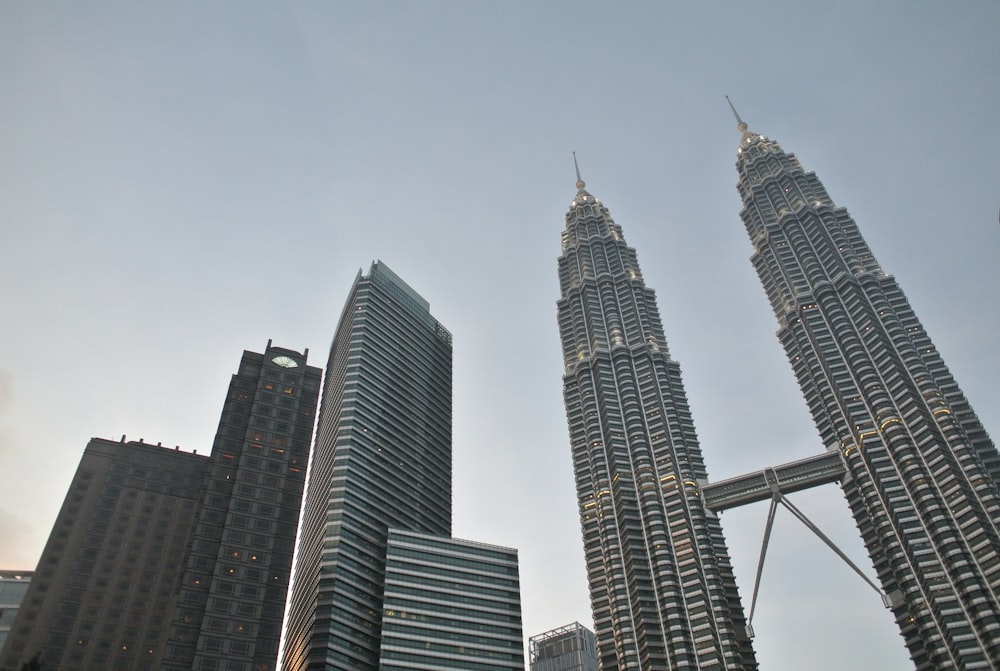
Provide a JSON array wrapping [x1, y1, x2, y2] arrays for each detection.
[[726, 95, 752, 139], [573, 151, 585, 191]]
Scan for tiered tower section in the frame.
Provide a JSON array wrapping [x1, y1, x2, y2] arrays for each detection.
[[557, 168, 757, 670], [732, 109, 1000, 669]]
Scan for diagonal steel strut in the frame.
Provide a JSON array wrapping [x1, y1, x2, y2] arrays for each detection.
[[744, 490, 887, 638]]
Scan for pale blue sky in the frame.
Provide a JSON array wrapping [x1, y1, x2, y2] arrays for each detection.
[[1, 2, 998, 669]]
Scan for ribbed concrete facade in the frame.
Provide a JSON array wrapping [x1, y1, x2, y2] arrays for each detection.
[[732, 115, 1000, 668], [556, 176, 756, 670], [282, 262, 453, 671]]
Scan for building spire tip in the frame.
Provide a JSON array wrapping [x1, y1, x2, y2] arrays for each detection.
[[726, 95, 750, 136], [573, 151, 585, 191]]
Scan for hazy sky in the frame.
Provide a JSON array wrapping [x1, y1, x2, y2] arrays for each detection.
[[1, 2, 997, 669]]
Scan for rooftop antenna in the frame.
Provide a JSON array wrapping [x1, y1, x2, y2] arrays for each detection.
[[573, 151, 586, 191]]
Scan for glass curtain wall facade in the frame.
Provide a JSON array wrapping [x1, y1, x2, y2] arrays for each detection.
[[557, 176, 757, 670], [282, 262, 453, 671], [0, 572, 32, 657], [731, 114, 1000, 669], [378, 529, 524, 671]]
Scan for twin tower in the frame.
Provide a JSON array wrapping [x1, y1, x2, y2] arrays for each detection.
[[557, 112, 1000, 670]]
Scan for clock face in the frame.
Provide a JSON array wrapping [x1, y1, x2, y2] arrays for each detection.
[[271, 355, 299, 368]]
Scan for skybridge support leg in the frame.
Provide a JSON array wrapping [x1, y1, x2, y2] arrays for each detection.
[[745, 496, 779, 639], [743, 491, 889, 639], [777, 494, 886, 598]]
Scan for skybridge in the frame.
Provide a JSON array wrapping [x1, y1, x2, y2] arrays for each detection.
[[702, 449, 845, 512], [701, 448, 896, 639]]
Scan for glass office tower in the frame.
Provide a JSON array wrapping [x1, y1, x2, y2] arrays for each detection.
[[282, 262, 453, 671], [379, 529, 523, 670]]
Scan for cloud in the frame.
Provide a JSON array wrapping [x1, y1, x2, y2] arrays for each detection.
[[0, 369, 10, 404], [0, 370, 39, 568], [0, 508, 38, 569], [0, 367, 11, 443]]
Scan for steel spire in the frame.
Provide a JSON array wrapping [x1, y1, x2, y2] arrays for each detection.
[[726, 95, 752, 139]]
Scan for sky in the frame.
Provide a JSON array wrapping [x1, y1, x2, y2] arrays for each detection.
[[1, 2, 997, 669]]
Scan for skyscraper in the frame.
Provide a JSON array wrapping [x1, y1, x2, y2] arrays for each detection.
[[0, 343, 320, 671], [282, 262, 454, 671], [556, 165, 757, 669], [379, 530, 524, 670], [163, 344, 321, 671], [0, 436, 210, 670], [529, 622, 598, 671], [730, 106, 1000, 669]]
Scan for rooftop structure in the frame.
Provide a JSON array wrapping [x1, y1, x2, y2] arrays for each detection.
[[529, 621, 598, 671]]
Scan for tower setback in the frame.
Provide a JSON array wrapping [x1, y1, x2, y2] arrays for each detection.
[[556, 170, 757, 669], [731, 109, 1000, 669]]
